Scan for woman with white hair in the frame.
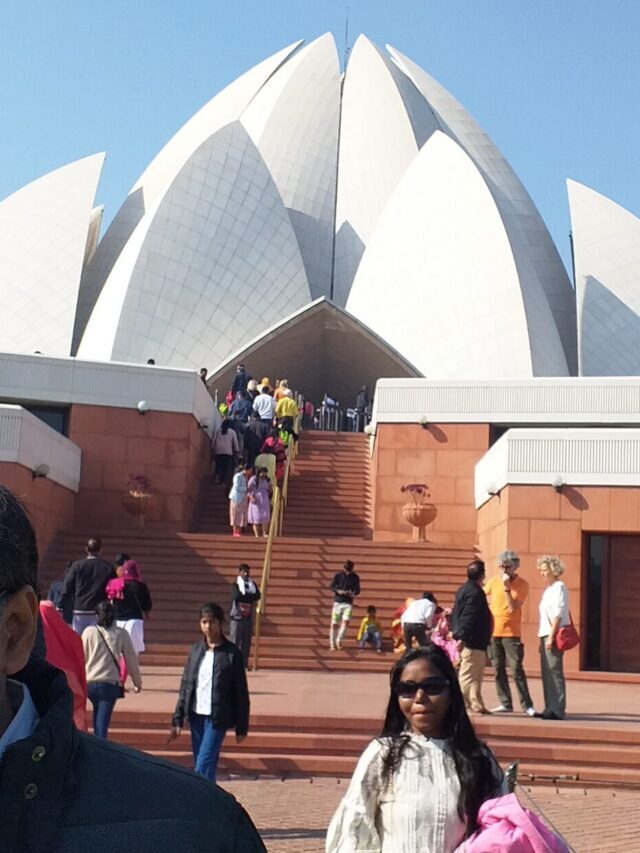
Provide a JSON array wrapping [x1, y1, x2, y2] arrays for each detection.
[[536, 556, 570, 720]]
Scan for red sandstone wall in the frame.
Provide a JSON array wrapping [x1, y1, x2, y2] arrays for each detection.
[[0, 462, 76, 566], [477, 483, 640, 673], [68, 404, 210, 531], [371, 423, 490, 545]]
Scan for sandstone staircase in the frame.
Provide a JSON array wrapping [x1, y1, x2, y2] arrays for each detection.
[[42, 531, 471, 672], [283, 432, 372, 538], [40, 429, 640, 787]]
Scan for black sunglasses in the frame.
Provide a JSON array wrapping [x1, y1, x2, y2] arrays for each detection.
[[396, 677, 449, 698]]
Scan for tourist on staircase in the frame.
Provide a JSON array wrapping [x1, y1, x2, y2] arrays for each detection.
[[247, 467, 272, 537], [244, 411, 271, 466], [275, 387, 300, 442], [229, 564, 261, 666], [535, 556, 571, 721], [59, 537, 116, 634], [228, 390, 253, 455], [0, 486, 265, 852], [229, 463, 253, 537], [329, 560, 361, 650], [82, 601, 142, 739], [231, 362, 250, 395], [105, 559, 152, 682], [326, 644, 505, 851], [357, 605, 383, 653], [170, 602, 250, 783], [451, 560, 492, 716], [252, 384, 276, 424], [355, 384, 370, 432], [485, 550, 536, 717], [401, 591, 438, 650], [213, 419, 239, 492], [260, 427, 287, 483], [274, 378, 289, 401], [246, 378, 259, 400]]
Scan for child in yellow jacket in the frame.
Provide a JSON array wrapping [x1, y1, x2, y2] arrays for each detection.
[[357, 605, 383, 653]]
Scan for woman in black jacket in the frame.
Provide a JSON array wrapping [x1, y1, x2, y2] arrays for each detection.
[[169, 602, 249, 782]]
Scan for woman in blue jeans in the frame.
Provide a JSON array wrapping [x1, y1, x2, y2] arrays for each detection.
[[82, 601, 142, 738], [169, 602, 250, 781]]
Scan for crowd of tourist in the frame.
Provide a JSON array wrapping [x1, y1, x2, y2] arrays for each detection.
[[0, 483, 571, 852], [210, 364, 301, 537], [328, 551, 573, 724]]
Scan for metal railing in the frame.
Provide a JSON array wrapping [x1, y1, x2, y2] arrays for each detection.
[[252, 415, 299, 670]]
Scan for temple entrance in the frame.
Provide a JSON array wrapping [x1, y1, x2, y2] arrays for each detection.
[[207, 298, 421, 414], [586, 534, 640, 671]]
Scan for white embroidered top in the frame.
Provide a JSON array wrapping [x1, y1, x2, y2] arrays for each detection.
[[326, 735, 505, 853]]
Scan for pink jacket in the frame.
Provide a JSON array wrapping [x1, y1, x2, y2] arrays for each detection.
[[455, 794, 568, 853]]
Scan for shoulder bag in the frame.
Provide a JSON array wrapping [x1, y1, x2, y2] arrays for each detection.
[[97, 628, 126, 697], [554, 614, 579, 652]]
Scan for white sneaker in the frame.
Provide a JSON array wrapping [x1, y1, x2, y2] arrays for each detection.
[[491, 705, 511, 713], [525, 707, 536, 717]]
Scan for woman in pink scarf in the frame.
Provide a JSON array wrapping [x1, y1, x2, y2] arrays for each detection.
[[106, 560, 153, 684]]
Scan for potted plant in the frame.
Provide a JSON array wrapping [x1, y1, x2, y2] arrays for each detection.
[[400, 483, 437, 541], [123, 473, 155, 527]]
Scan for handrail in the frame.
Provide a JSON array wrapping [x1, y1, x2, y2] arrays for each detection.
[[252, 412, 300, 671]]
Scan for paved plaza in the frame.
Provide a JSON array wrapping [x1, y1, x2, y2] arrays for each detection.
[[120, 666, 640, 850], [220, 777, 640, 852]]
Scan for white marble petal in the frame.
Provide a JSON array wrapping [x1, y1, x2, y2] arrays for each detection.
[[74, 40, 302, 352], [388, 45, 575, 375], [0, 153, 104, 358], [347, 132, 561, 378], [333, 35, 440, 307], [96, 122, 311, 369], [569, 179, 640, 376], [242, 33, 340, 301]]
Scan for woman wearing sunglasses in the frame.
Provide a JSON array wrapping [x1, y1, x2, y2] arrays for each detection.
[[326, 644, 505, 852]]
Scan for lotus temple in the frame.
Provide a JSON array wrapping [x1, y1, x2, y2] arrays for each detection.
[[2, 34, 640, 678]]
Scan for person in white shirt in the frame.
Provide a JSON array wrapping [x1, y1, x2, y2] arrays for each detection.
[[400, 591, 437, 650], [326, 644, 505, 852], [169, 602, 249, 782], [252, 389, 276, 424], [536, 556, 570, 720]]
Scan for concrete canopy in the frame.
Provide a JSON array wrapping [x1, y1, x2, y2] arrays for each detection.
[[206, 298, 421, 406]]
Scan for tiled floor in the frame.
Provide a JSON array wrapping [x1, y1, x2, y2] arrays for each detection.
[[221, 776, 640, 852]]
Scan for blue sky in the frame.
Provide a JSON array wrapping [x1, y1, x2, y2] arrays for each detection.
[[1, 1, 638, 273]]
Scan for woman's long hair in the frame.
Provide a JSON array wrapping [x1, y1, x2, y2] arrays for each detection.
[[380, 644, 503, 836]]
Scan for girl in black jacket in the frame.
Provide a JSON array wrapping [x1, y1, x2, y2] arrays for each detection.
[[169, 602, 250, 782]]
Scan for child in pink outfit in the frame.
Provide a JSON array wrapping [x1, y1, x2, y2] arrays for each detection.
[[430, 607, 460, 666]]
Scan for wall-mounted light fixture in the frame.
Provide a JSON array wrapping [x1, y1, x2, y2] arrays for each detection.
[[551, 474, 564, 493], [137, 400, 150, 415], [418, 414, 429, 430], [32, 463, 50, 480], [485, 482, 499, 497], [364, 423, 375, 435], [197, 421, 209, 431]]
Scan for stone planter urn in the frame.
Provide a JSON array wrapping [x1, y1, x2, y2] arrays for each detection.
[[123, 474, 155, 528], [400, 484, 437, 541]]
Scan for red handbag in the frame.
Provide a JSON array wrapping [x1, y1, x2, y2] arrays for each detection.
[[554, 615, 579, 652]]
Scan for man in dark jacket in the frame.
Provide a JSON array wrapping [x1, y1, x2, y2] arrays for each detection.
[[244, 411, 271, 466], [0, 485, 265, 853], [451, 559, 493, 715], [59, 537, 116, 634], [230, 363, 250, 396]]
